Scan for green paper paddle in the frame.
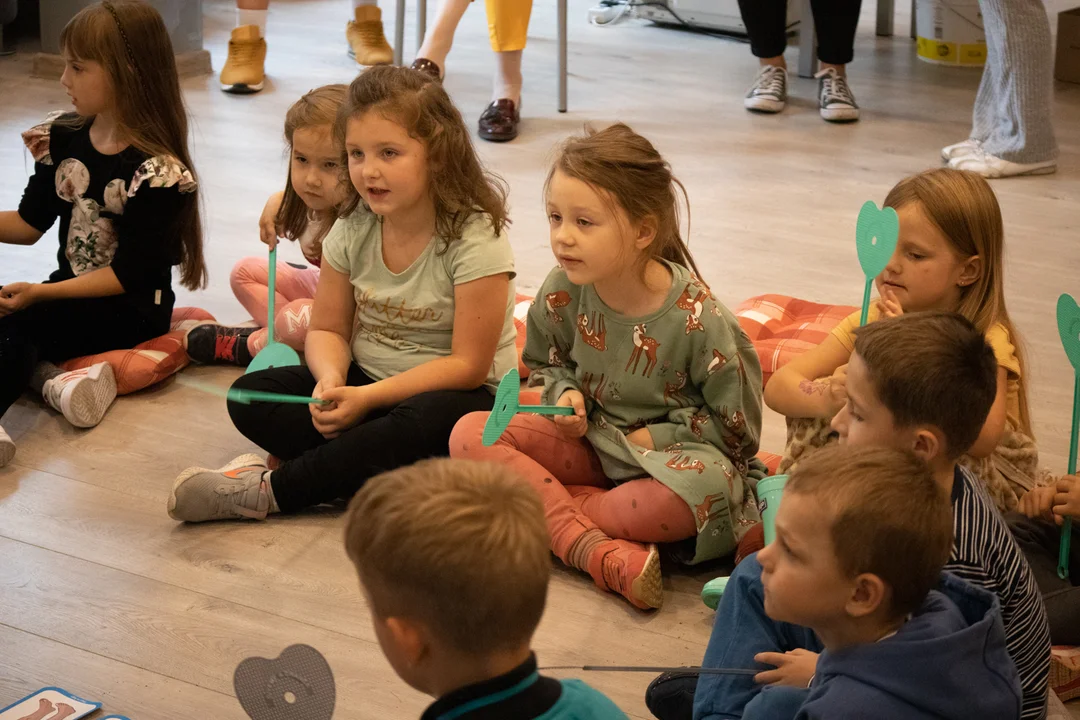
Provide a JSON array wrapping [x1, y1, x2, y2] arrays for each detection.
[[247, 246, 302, 374], [482, 369, 574, 446], [178, 377, 328, 406], [1056, 293, 1080, 579], [855, 201, 900, 326]]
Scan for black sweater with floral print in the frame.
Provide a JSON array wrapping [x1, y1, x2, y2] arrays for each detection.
[[18, 111, 196, 321]]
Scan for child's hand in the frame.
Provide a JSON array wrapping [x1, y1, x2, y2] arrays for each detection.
[[554, 389, 588, 438], [826, 364, 848, 414], [876, 285, 903, 319], [1018, 485, 1057, 521], [0, 282, 39, 317], [1053, 475, 1080, 524], [754, 649, 819, 688], [259, 191, 286, 249]]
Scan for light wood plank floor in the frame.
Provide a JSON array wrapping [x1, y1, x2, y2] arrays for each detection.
[[1, 1, 1078, 716]]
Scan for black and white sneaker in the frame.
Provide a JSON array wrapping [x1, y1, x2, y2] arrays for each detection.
[[744, 65, 788, 113], [815, 68, 859, 123]]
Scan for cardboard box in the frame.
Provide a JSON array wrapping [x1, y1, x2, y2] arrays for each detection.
[[1056, 7, 1080, 84]]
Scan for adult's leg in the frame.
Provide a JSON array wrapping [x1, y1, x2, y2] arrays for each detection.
[[972, 0, 1057, 163], [486, 0, 531, 104], [809, 0, 862, 70], [415, 0, 471, 71], [1007, 512, 1080, 645], [694, 554, 821, 720], [736, 0, 789, 68], [268, 386, 494, 512]]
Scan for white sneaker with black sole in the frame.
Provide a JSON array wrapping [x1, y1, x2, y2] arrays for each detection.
[[42, 362, 117, 428], [941, 138, 982, 162], [744, 65, 788, 113], [815, 68, 859, 122], [0, 425, 14, 468]]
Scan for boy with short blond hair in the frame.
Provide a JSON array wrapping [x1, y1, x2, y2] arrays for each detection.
[[344, 457, 627, 720]]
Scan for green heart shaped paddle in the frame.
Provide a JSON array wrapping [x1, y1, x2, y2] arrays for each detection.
[[483, 369, 574, 446], [855, 201, 900, 326], [1057, 293, 1080, 579]]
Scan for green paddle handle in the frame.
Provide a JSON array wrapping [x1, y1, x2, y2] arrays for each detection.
[[860, 279, 873, 327], [229, 388, 329, 405], [518, 405, 575, 416], [266, 247, 278, 344], [1058, 375, 1079, 580]]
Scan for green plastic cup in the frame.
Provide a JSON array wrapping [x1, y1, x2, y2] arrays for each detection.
[[756, 474, 789, 545]]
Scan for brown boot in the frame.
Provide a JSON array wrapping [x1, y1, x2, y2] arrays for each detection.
[[346, 5, 393, 66], [220, 25, 267, 94]]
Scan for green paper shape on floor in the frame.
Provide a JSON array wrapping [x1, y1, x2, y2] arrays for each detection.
[[855, 201, 900, 326], [1056, 294, 1080, 579], [482, 369, 574, 446], [247, 246, 302, 374]]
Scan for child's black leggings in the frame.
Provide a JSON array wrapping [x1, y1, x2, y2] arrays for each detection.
[[228, 365, 494, 513]]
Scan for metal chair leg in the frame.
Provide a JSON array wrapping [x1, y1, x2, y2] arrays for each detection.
[[877, 0, 894, 36], [417, 0, 427, 52], [558, 0, 567, 112], [797, 0, 817, 78], [394, 0, 406, 66]]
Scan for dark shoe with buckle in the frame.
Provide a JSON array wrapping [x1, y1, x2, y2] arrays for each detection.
[[410, 57, 442, 82], [478, 99, 519, 142]]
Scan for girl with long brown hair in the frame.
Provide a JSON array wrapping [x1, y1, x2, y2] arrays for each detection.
[[185, 85, 352, 366], [451, 123, 767, 610], [0, 0, 205, 465], [169, 66, 518, 526]]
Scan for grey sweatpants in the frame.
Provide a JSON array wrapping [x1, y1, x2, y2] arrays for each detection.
[[972, 0, 1058, 163]]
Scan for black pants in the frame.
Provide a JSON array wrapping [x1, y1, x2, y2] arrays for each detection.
[[737, 0, 863, 66], [1007, 511, 1080, 645], [228, 364, 495, 513], [0, 295, 169, 419]]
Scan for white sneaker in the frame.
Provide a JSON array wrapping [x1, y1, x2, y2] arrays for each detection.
[[941, 138, 981, 162], [947, 148, 1057, 178], [815, 68, 859, 122], [744, 65, 788, 113], [0, 425, 14, 468], [42, 362, 117, 428]]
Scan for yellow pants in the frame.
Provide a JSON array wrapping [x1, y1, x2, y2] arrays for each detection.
[[485, 0, 532, 52]]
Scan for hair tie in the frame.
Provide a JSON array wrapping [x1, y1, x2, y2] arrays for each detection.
[[101, 1, 140, 74]]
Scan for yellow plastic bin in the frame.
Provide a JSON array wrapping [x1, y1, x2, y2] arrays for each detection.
[[916, 0, 986, 67]]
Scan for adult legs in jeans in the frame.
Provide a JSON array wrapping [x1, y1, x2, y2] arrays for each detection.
[[228, 365, 494, 512], [693, 554, 821, 720], [1007, 512, 1080, 645]]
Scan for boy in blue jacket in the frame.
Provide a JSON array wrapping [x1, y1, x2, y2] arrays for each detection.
[[739, 443, 1021, 720]]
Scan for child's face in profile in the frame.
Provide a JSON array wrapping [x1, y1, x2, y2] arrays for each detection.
[[346, 111, 430, 220], [546, 169, 639, 287], [60, 53, 112, 118], [290, 125, 346, 213], [875, 203, 977, 314], [831, 352, 912, 451], [758, 493, 853, 629]]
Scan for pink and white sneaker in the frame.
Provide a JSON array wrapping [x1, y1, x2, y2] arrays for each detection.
[[42, 362, 118, 428]]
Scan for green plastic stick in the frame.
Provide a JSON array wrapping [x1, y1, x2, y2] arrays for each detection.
[[1056, 294, 1080, 579], [1059, 376, 1077, 579], [228, 388, 329, 406]]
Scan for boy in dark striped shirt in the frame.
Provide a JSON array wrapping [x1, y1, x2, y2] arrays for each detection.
[[691, 312, 1050, 720]]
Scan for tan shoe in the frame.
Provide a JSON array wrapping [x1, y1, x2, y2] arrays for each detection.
[[346, 5, 393, 66], [220, 25, 267, 94]]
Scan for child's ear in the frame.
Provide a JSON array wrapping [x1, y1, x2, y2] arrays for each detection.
[[958, 255, 981, 288], [847, 573, 888, 618], [910, 427, 944, 463], [635, 216, 658, 250], [386, 616, 429, 667]]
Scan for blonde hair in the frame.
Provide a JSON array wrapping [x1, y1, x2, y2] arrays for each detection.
[[787, 445, 953, 618], [60, 0, 206, 290], [546, 122, 702, 281], [884, 168, 1032, 436], [275, 85, 351, 259], [336, 66, 510, 249], [344, 459, 550, 657]]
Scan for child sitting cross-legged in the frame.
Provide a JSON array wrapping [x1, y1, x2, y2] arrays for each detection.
[[686, 312, 1050, 720], [343, 458, 628, 720], [743, 444, 1021, 719]]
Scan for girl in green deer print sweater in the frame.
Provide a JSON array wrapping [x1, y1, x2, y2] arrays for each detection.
[[450, 124, 765, 610]]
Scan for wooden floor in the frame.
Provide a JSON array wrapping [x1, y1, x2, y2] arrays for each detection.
[[2, 1, 1079, 717]]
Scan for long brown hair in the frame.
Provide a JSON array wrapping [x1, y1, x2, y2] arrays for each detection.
[[884, 168, 1033, 436], [545, 122, 701, 281], [336, 65, 509, 247], [275, 84, 351, 258], [60, 0, 206, 290]]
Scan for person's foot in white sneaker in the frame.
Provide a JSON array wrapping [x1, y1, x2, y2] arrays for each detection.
[[948, 148, 1057, 178], [744, 65, 788, 113], [815, 67, 859, 123], [941, 138, 982, 162], [0, 425, 15, 468], [42, 362, 117, 428], [169, 454, 274, 522]]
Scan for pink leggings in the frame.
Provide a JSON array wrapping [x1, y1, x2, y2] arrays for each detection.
[[449, 413, 696, 559], [230, 256, 319, 355]]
